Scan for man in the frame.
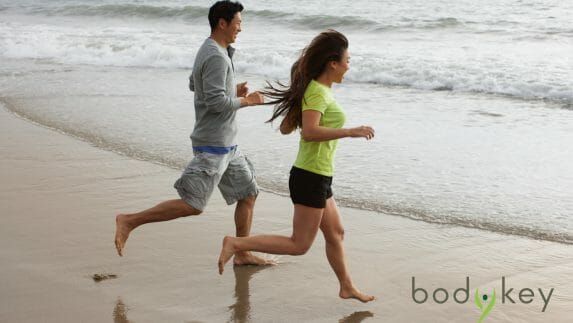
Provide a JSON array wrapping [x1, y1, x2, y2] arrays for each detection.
[[114, 1, 268, 266]]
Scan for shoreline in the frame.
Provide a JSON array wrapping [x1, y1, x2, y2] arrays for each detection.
[[1, 99, 573, 322], [1, 56, 571, 247], [3, 100, 571, 247]]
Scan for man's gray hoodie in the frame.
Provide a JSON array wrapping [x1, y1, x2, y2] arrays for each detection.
[[189, 38, 241, 148]]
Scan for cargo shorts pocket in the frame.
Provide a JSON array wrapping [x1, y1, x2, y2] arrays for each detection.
[[173, 153, 222, 210]]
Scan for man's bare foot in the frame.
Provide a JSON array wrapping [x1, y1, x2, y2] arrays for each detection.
[[340, 286, 375, 303], [114, 214, 133, 257], [218, 236, 236, 275], [233, 252, 275, 266]]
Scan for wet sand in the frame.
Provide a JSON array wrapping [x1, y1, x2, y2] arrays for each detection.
[[1, 105, 572, 322]]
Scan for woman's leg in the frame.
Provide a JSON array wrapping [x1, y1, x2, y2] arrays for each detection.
[[320, 198, 375, 302], [218, 204, 324, 274]]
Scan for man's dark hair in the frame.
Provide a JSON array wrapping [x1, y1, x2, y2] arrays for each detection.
[[208, 1, 244, 32]]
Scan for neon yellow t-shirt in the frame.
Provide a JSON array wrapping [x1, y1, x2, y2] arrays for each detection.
[[293, 80, 346, 176]]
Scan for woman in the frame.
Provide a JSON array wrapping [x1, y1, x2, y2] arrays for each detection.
[[218, 30, 375, 303]]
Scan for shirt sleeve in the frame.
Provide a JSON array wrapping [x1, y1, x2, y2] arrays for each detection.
[[302, 91, 327, 114], [201, 55, 241, 112]]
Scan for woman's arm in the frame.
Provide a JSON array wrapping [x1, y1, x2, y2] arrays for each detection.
[[301, 110, 375, 142]]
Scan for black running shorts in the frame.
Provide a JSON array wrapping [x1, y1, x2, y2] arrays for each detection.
[[289, 166, 333, 209]]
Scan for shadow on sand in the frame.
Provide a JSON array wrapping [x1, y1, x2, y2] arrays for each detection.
[[339, 310, 374, 323]]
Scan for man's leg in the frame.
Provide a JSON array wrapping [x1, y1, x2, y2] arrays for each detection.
[[232, 195, 273, 266], [234, 195, 256, 238], [219, 151, 271, 266], [115, 199, 201, 256]]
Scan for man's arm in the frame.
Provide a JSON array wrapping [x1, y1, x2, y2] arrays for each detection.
[[202, 55, 242, 112], [189, 73, 195, 92]]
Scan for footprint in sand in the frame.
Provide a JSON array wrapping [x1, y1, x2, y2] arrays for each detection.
[[92, 273, 118, 282]]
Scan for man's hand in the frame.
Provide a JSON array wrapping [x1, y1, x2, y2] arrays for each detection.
[[240, 91, 264, 107], [237, 82, 249, 97]]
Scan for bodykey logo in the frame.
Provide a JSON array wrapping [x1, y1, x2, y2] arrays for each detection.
[[474, 287, 496, 323], [411, 277, 554, 322]]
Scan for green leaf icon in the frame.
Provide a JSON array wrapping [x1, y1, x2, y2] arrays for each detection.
[[475, 288, 496, 323]]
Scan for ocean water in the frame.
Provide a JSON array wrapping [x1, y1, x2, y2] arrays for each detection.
[[1, 0, 572, 243]]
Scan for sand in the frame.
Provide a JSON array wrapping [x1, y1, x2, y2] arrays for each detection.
[[1, 104, 572, 322]]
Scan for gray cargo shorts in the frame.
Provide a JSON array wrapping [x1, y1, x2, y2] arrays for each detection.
[[174, 147, 259, 211]]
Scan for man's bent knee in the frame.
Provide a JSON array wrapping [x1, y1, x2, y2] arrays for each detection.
[[237, 195, 257, 209], [238, 194, 257, 206], [179, 199, 203, 216]]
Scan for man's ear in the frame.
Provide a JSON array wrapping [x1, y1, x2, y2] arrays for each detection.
[[218, 18, 227, 30]]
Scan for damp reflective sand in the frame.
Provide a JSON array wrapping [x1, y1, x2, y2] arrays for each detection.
[[1, 103, 572, 322]]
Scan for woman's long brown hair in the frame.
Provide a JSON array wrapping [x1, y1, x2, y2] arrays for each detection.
[[262, 30, 348, 134]]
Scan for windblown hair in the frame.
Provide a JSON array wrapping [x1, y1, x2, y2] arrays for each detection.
[[263, 30, 348, 134], [208, 1, 243, 32]]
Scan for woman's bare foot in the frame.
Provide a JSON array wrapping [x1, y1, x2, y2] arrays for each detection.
[[340, 286, 375, 303], [114, 214, 133, 257], [218, 236, 236, 275], [233, 252, 275, 266]]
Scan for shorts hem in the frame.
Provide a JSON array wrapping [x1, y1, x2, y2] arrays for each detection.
[[291, 200, 327, 209], [175, 187, 205, 211], [223, 186, 259, 205]]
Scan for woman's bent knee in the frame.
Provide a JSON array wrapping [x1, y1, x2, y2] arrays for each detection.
[[324, 227, 344, 243], [290, 243, 312, 256]]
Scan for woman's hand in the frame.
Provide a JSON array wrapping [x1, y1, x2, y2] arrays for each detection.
[[349, 126, 375, 140]]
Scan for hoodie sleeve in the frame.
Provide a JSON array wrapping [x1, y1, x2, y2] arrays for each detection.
[[201, 55, 241, 112], [189, 72, 195, 92]]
